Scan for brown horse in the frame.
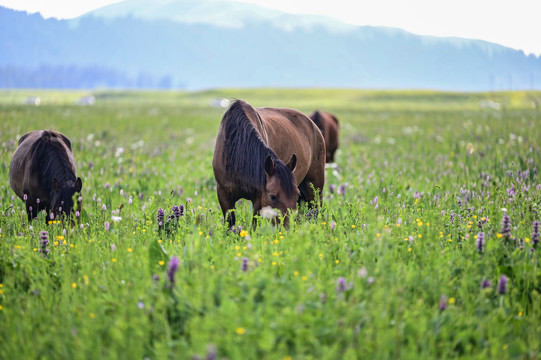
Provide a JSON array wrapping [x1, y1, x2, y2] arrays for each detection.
[[309, 110, 339, 163], [9, 130, 82, 223], [213, 100, 326, 228]]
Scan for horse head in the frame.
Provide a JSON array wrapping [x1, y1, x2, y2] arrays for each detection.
[[50, 177, 83, 221], [261, 153, 299, 226]]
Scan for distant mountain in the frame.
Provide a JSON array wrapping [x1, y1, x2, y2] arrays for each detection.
[[1, 1, 540, 90], [85, 0, 354, 32]]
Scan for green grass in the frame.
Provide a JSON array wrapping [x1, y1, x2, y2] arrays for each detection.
[[1, 89, 540, 359]]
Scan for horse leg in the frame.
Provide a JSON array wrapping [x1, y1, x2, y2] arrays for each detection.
[[216, 185, 236, 230], [251, 197, 262, 229], [26, 201, 39, 222], [299, 173, 325, 210]]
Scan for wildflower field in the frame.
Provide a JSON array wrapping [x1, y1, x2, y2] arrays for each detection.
[[0, 89, 540, 359]]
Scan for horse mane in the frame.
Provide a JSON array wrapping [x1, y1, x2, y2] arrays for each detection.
[[222, 100, 297, 197], [310, 111, 325, 135], [30, 131, 76, 190]]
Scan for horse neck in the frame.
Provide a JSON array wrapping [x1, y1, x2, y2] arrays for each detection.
[[251, 110, 269, 145]]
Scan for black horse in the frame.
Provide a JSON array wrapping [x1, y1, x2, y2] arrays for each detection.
[[9, 130, 82, 223]]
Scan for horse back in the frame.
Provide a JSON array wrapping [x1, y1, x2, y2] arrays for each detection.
[[10, 130, 75, 199], [257, 107, 325, 182]]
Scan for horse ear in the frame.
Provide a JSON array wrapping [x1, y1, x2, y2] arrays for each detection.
[[264, 155, 275, 177], [286, 154, 297, 172], [53, 178, 61, 193], [75, 177, 82, 192]]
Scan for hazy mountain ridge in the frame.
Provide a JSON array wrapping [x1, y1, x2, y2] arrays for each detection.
[[1, 2, 540, 90]]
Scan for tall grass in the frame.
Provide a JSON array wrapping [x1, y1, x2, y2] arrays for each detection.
[[1, 89, 540, 359]]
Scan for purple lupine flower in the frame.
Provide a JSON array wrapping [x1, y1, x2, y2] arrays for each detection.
[[476, 232, 485, 253], [172, 205, 184, 219], [50, 212, 54, 220], [330, 221, 336, 230], [501, 213, 512, 240], [457, 197, 462, 208], [306, 208, 318, 220], [506, 184, 516, 198], [167, 256, 180, 286], [339, 184, 346, 196], [36, 198, 40, 204], [336, 277, 347, 293], [497, 275, 508, 295], [336, 277, 352, 299], [105, 221, 110, 231], [439, 295, 448, 311], [39, 231, 49, 256], [329, 184, 336, 194], [23, 194, 28, 201], [532, 221, 539, 247], [230, 226, 241, 235], [157, 208, 164, 226], [241, 257, 249, 272], [481, 278, 492, 289], [206, 345, 217, 360]]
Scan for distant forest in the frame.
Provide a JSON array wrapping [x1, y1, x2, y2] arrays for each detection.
[[0, 65, 174, 89]]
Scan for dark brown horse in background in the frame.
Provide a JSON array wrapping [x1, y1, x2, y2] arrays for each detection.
[[213, 100, 326, 228], [10, 130, 82, 222], [309, 110, 339, 163]]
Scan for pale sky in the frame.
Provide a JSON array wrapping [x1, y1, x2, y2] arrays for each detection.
[[1, 0, 540, 56]]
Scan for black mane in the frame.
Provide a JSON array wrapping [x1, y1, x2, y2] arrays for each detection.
[[30, 131, 76, 191], [310, 111, 325, 135], [222, 100, 297, 197]]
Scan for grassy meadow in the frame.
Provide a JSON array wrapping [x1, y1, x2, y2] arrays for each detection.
[[0, 88, 540, 359]]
